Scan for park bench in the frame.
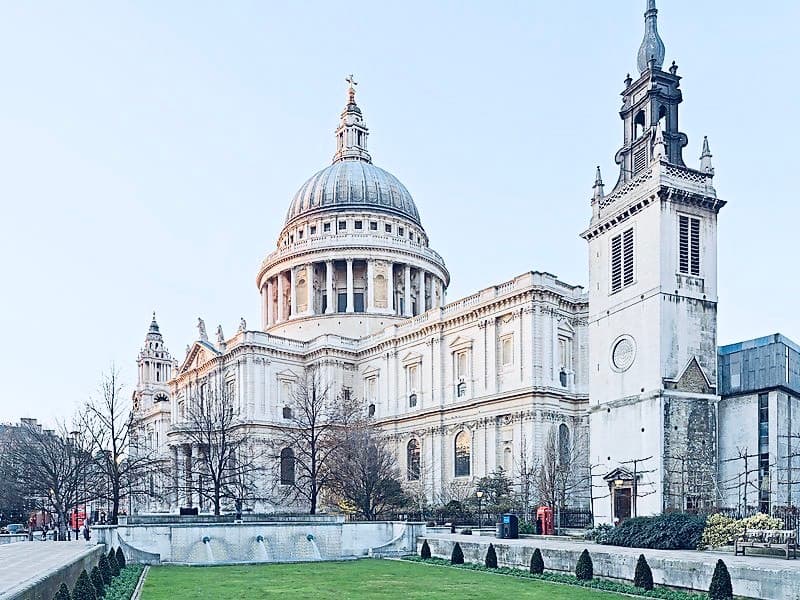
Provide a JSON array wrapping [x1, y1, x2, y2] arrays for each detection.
[[734, 528, 798, 559]]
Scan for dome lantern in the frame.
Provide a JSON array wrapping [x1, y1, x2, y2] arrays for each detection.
[[333, 75, 371, 164]]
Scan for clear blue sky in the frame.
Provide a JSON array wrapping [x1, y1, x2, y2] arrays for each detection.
[[1, 1, 797, 424]]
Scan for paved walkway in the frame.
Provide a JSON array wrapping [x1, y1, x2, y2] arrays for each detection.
[[0, 541, 96, 599]]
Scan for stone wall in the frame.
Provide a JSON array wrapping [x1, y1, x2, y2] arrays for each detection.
[[4, 545, 105, 600]]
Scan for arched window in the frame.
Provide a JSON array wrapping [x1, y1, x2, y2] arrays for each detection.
[[408, 393, 417, 408], [368, 403, 375, 418], [634, 110, 646, 139], [454, 431, 471, 477], [280, 448, 295, 485], [503, 447, 512, 473], [407, 439, 421, 481], [456, 381, 467, 398], [658, 104, 668, 127], [283, 406, 292, 419], [558, 424, 570, 466]]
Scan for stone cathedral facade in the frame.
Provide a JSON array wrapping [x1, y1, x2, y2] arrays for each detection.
[[132, 2, 738, 522]]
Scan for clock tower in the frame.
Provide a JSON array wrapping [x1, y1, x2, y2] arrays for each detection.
[[581, 0, 725, 521]]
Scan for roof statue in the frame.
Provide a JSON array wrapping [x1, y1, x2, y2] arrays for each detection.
[[197, 317, 208, 341], [216, 325, 225, 347], [239, 317, 247, 332], [637, 0, 665, 74]]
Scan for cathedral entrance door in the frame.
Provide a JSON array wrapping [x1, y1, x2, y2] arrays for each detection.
[[613, 487, 632, 522]]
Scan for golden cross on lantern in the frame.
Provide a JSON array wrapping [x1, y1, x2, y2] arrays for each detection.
[[346, 74, 357, 90]]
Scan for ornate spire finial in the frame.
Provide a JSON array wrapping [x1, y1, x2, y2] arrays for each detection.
[[592, 166, 605, 202], [700, 136, 714, 175], [637, 0, 665, 74], [653, 120, 666, 160], [333, 75, 371, 164]]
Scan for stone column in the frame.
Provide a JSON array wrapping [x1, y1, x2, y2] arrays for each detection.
[[418, 269, 426, 313], [366, 260, 375, 312], [306, 263, 314, 315], [184, 444, 193, 508], [346, 259, 354, 313], [172, 446, 179, 508], [325, 261, 334, 314], [387, 263, 395, 315], [289, 267, 296, 318], [277, 272, 285, 323], [267, 279, 274, 327], [404, 264, 412, 317], [432, 277, 440, 309]]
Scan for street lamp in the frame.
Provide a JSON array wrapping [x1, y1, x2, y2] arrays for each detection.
[[70, 430, 80, 541], [476, 490, 484, 530]]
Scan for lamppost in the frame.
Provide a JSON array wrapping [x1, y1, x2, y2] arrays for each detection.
[[70, 430, 81, 541], [476, 490, 484, 530]]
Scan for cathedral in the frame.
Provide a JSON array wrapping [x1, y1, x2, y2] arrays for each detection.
[[134, 2, 798, 523]]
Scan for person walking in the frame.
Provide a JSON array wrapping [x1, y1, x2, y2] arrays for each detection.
[[82, 521, 90, 541]]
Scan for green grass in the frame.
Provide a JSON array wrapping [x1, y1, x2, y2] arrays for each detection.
[[140, 559, 628, 599]]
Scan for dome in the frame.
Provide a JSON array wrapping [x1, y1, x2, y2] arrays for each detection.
[[285, 160, 421, 226]]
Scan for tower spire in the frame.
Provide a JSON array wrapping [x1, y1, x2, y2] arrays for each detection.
[[700, 136, 714, 175], [593, 166, 605, 201], [637, 0, 665, 74], [333, 74, 371, 163]]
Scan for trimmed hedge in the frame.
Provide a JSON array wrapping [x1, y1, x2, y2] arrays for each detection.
[[102, 565, 144, 600], [604, 513, 706, 550], [450, 542, 464, 565], [708, 559, 733, 600], [404, 556, 705, 600], [71, 570, 96, 600], [53, 582, 71, 600], [420, 539, 431, 559], [635, 554, 654, 591], [485, 543, 497, 569], [90, 566, 105, 598], [530, 548, 544, 575], [99, 555, 113, 585], [115, 547, 127, 569], [108, 549, 121, 577], [575, 549, 593, 581]]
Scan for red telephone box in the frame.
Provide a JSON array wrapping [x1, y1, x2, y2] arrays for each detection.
[[536, 506, 554, 535]]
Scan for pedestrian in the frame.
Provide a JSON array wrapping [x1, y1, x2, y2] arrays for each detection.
[[82, 522, 90, 541], [41, 524, 47, 541]]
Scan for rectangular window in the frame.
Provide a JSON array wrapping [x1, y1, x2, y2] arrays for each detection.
[[338, 220, 347, 230], [369, 221, 378, 231], [409, 231, 414, 240], [501, 336, 513, 366], [610, 227, 635, 292], [337, 293, 347, 312], [298, 230, 303, 239], [321, 294, 327, 313], [679, 215, 701, 276], [354, 293, 365, 313], [355, 220, 363, 230], [310, 225, 317, 235], [398, 226, 404, 237], [634, 146, 647, 174], [385, 224, 392, 233], [366, 377, 377, 402], [323, 222, 331, 232]]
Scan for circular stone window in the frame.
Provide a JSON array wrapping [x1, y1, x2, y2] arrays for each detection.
[[611, 335, 636, 372]]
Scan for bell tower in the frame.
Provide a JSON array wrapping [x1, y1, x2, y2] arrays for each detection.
[[582, 1, 726, 521]]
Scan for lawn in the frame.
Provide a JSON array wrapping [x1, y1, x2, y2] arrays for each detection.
[[140, 559, 627, 599]]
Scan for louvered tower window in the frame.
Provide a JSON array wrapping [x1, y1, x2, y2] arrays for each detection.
[[611, 227, 635, 293], [633, 146, 648, 174], [679, 215, 701, 276]]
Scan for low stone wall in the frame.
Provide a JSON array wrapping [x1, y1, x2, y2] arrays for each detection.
[[3, 545, 104, 600], [0, 535, 28, 546], [420, 536, 800, 600]]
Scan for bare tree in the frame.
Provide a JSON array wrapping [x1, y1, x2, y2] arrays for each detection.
[[514, 435, 538, 515], [327, 418, 406, 520], [4, 421, 100, 540], [270, 366, 359, 514], [536, 425, 588, 515], [80, 368, 166, 523], [177, 375, 264, 515]]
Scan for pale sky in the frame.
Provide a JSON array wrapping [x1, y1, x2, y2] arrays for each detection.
[[1, 1, 797, 425]]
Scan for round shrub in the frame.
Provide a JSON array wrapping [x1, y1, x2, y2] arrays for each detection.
[[108, 548, 120, 577], [575, 549, 593, 581], [634, 554, 653, 591], [53, 582, 71, 600], [450, 542, 464, 565], [115, 547, 127, 569], [98, 555, 112, 585], [90, 566, 104, 598], [530, 548, 544, 575], [71, 570, 96, 600], [604, 513, 706, 550], [709, 559, 733, 600], [485, 543, 498, 568], [420, 539, 431, 559]]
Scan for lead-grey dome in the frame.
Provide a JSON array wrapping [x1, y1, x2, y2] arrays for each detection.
[[286, 160, 421, 226]]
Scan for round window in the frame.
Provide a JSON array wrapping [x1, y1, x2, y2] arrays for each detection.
[[611, 336, 636, 372]]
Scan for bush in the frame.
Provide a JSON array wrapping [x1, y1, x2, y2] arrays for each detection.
[[99, 555, 112, 585], [460, 528, 472, 535], [71, 570, 96, 600], [530, 548, 544, 575], [108, 548, 121, 577], [90, 566, 104, 598], [420, 539, 431, 559], [102, 565, 144, 600], [604, 513, 706, 550], [115, 547, 127, 569], [485, 543, 498, 568], [698, 512, 784, 550], [53, 582, 71, 600], [708, 559, 733, 600], [451, 542, 464, 565], [425, 521, 435, 527], [518, 520, 536, 535], [575, 549, 593, 581], [584, 523, 613, 543], [634, 554, 653, 591]]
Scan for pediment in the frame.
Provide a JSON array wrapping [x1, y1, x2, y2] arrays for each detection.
[[401, 351, 423, 366], [179, 341, 220, 374], [449, 336, 474, 351], [363, 365, 380, 378], [276, 368, 299, 381], [663, 357, 715, 394]]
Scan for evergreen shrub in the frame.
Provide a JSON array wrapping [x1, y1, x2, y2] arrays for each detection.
[[53, 582, 71, 600], [708, 559, 733, 600], [108, 549, 120, 576], [575, 549, 593, 581], [90, 566, 104, 598], [634, 554, 653, 591], [71, 570, 96, 600], [98, 555, 112, 585], [485, 543, 497, 568], [604, 513, 706, 550], [420, 539, 431, 559], [115, 547, 126, 569], [450, 542, 464, 565], [530, 548, 544, 575]]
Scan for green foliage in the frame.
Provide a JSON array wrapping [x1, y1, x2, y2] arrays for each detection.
[[99, 555, 113, 585], [698, 512, 784, 550], [634, 554, 654, 591], [518, 520, 536, 535], [708, 559, 733, 600], [71, 570, 96, 600], [90, 566, 104, 598], [604, 513, 706, 550], [530, 548, 544, 575], [53, 582, 71, 600], [575, 549, 593, 581], [404, 556, 706, 599], [450, 542, 464, 565], [108, 548, 121, 577], [102, 565, 144, 600], [420, 539, 431, 559], [484, 543, 498, 568], [584, 524, 613, 543], [115, 547, 127, 569], [473, 468, 514, 513]]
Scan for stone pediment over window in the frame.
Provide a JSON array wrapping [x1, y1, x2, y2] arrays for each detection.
[[362, 365, 380, 378], [449, 336, 474, 352], [276, 368, 299, 381], [663, 357, 715, 395], [401, 351, 423, 367], [179, 341, 220, 374]]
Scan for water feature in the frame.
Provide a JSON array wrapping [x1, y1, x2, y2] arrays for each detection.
[[202, 536, 215, 562], [255, 535, 269, 561], [306, 533, 322, 560]]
